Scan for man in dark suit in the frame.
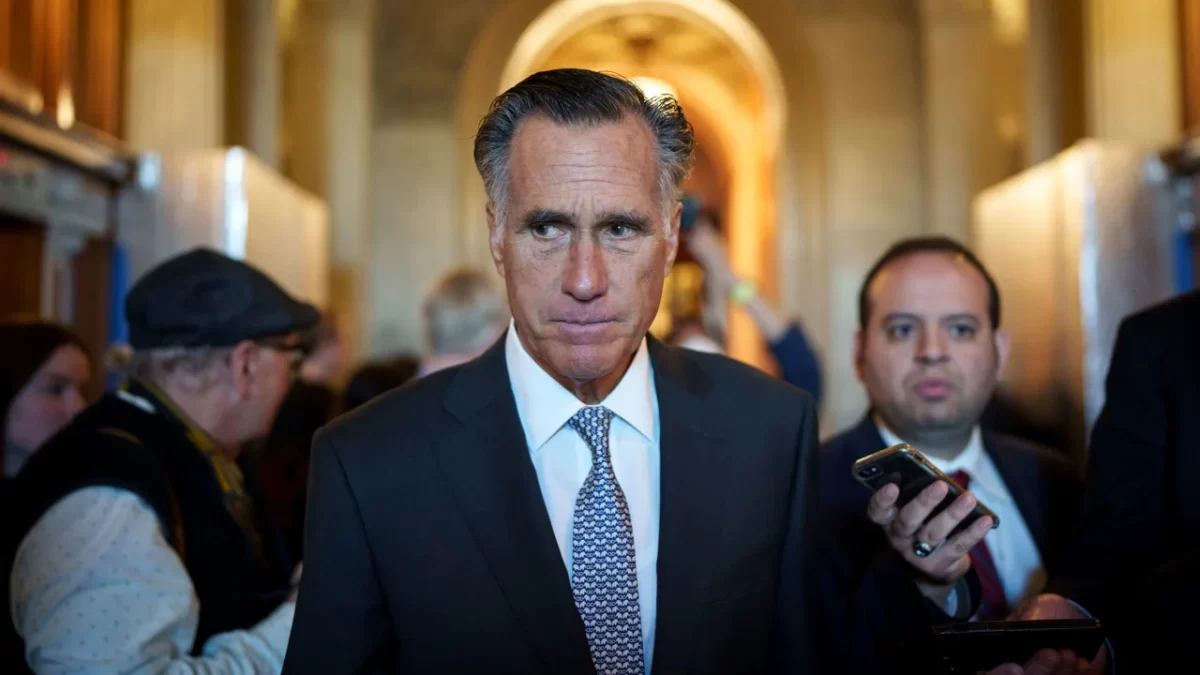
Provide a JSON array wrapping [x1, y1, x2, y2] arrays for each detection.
[[283, 69, 821, 674], [814, 237, 1086, 673], [1009, 288, 1200, 673]]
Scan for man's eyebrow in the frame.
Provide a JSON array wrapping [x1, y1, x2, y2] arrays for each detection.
[[520, 209, 576, 229], [881, 312, 923, 324], [940, 313, 981, 325], [596, 211, 652, 230]]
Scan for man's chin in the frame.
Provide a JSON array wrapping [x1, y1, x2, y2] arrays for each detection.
[[907, 402, 965, 426], [546, 344, 630, 382]]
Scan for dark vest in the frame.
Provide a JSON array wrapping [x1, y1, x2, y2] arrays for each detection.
[[2, 381, 292, 673]]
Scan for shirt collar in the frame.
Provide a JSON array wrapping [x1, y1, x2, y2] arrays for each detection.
[[505, 320, 657, 453], [872, 416, 1010, 502]]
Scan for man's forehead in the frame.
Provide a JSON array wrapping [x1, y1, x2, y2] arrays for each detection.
[[875, 253, 986, 292], [869, 254, 990, 312], [510, 115, 656, 166], [507, 117, 661, 214]]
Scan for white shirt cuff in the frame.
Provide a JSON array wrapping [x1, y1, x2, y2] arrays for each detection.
[[943, 587, 959, 616]]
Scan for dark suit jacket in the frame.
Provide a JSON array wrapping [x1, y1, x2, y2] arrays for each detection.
[[282, 334, 819, 674], [813, 416, 1082, 673], [1049, 289, 1200, 667]]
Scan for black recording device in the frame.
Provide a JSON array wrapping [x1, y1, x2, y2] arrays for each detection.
[[852, 443, 1000, 538], [680, 195, 701, 233], [932, 619, 1106, 673]]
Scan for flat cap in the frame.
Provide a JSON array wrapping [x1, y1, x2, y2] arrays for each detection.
[[125, 248, 321, 350]]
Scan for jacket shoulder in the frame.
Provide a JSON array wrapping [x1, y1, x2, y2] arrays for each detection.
[[680, 347, 816, 411], [9, 402, 176, 548], [317, 365, 459, 451], [985, 432, 1079, 483], [1117, 289, 1200, 351]]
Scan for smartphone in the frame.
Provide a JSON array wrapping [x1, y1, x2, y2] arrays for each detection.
[[852, 443, 999, 537], [931, 619, 1105, 673], [679, 195, 701, 233]]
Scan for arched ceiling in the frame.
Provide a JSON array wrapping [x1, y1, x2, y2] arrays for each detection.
[[536, 13, 752, 93], [371, 0, 927, 125]]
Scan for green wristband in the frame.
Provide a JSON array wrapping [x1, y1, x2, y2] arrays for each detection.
[[730, 279, 757, 305]]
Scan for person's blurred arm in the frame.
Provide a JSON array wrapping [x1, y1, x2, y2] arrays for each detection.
[[11, 487, 294, 675], [760, 320, 823, 403], [685, 221, 823, 401]]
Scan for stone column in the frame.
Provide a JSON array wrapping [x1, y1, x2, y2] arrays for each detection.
[[123, 0, 225, 150], [1025, 0, 1063, 163], [285, 0, 373, 363], [919, 0, 1025, 241], [227, 0, 281, 167]]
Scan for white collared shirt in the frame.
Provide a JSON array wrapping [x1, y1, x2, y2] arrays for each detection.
[[505, 323, 660, 674], [875, 421, 1047, 608]]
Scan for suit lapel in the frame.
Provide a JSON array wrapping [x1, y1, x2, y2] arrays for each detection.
[[849, 414, 888, 453], [647, 339, 732, 674], [985, 436, 1049, 553], [434, 338, 594, 675]]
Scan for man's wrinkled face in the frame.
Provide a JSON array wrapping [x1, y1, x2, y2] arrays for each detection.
[[855, 252, 1009, 439], [489, 114, 679, 390]]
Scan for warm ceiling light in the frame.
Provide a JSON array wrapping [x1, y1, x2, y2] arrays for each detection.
[[631, 76, 678, 100]]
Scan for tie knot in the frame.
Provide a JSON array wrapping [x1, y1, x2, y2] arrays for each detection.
[[950, 469, 971, 491], [568, 406, 615, 454]]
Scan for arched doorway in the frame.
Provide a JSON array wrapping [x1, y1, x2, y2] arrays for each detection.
[[461, 0, 788, 372]]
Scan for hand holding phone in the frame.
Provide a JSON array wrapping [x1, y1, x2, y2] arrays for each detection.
[[857, 444, 998, 597]]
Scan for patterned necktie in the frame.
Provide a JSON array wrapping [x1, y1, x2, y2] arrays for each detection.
[[950, 469, 1009, 619], [568, 406, 644, 675]]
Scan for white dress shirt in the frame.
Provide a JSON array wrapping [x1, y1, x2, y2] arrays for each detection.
[[9, 485, 294, 674], [876, 421, 1047, 608], [505, 324, 660, 675]]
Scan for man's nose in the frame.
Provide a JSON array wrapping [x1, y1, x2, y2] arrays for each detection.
[[915, 328, 949, 364], [562, 235, 608, 301]]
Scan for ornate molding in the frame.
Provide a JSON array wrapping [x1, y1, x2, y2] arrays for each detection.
[[792, 0, 915, 19]]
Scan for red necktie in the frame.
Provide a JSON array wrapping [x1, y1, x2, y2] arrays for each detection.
[[950, 470, 1009, 619]]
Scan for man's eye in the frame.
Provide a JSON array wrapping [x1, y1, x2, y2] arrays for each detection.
[[531, 224, 560, 238], [948, 323, 976, 339], [608, 221, 647, 240], [886, 324, 914, 340]]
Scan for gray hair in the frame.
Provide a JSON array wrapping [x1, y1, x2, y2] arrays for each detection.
[[422, 268, 508, 356], [474, 69, 696, 221], [114, 346, 233, 393]]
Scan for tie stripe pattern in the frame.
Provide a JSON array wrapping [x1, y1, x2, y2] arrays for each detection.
[[568, 406, 644, 675], [951, 469, 1009, 619]]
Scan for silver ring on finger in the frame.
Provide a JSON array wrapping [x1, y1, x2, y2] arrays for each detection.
[[913, 540, 936, 558]]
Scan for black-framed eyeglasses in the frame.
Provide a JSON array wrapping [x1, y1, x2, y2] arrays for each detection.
[[253, 335, 310, 377]]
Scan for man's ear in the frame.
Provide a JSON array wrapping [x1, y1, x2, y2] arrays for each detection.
[[228, 341, 258, 400], [487, 201, 506, 279], [994, 327, 1012, 376], [664, 200, 682, 275], [853, 329, 866, 383]]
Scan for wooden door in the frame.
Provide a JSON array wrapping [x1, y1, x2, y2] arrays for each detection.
[[0, 217, 44, 319]]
